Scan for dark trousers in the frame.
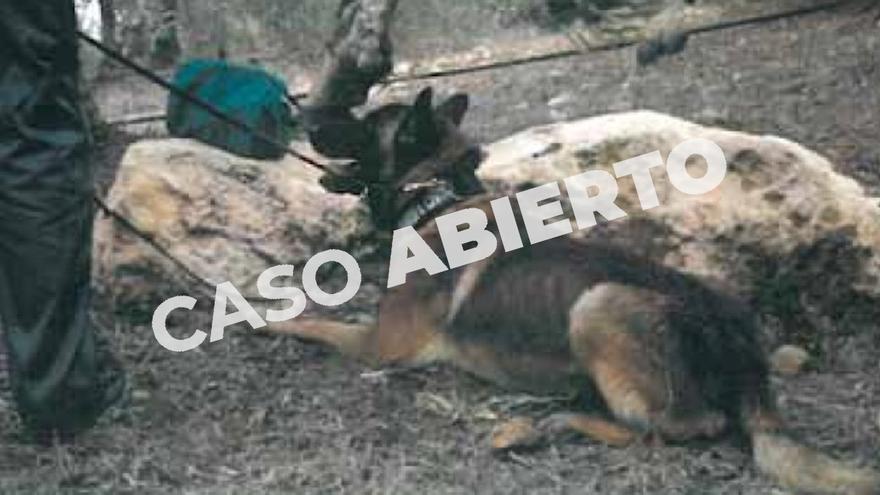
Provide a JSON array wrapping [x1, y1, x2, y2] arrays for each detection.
[[0, 0, 122, 434]]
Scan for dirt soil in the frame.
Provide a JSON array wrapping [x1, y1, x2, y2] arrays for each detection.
[[2, 5, 879, 495]]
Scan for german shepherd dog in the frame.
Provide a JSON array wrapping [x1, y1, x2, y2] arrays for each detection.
[[273, 88, 880, 495]]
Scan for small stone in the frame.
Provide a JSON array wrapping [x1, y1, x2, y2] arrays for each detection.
[[770, 345, 811, 376]]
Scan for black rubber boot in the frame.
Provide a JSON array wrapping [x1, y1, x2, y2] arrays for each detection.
[[0, 0, 126, 442]]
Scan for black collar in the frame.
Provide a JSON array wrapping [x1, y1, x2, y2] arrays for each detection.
[[395, 182, 461, 230]]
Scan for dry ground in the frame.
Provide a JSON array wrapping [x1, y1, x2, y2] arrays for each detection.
[[2, 4, 879, 495]]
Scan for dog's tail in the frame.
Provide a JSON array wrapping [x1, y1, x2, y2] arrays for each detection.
[[265, 318, 375, 359], [745, 404, 880, 495]]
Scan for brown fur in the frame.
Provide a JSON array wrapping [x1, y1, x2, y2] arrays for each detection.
[[270, 89, 879, 495], [546, 413, 639, 447]]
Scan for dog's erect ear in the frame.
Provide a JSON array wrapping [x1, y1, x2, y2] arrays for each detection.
[[395, 88, 440, 159], [436, 94, 469, 127], [413, 87, 434, 111]]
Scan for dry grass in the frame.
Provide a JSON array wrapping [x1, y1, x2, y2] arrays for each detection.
[[3, 2, 879, 494]]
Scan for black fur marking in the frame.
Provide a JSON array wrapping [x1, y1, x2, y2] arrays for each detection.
[[448, 239, 770, 418]]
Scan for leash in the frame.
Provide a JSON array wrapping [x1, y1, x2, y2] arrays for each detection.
[[79, 31, 377, 303], [79, 0, 857, 304], [102, 1, 855, 126], [77, 31, 326, 174], [385, 0, 856, 82], [93, 193, 382, 303], [91, 196, 244, 301]]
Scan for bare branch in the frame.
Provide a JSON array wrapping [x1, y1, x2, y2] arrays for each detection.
[[310, 0, 400, 109]]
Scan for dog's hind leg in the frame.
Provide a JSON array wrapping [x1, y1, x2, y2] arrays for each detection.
[[490, 413, 637, 451], [539, 413, 638, 446], [568, 283, 728, 443]]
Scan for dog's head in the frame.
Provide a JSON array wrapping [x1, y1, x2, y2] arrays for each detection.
[[313, 87, 485, 230]]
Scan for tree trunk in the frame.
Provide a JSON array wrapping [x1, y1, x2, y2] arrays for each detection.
[[302, 0, 401, 163], [310, 0, 401, 109]]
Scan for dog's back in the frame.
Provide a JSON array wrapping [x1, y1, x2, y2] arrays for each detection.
[[278, 88, 880, 495], [427, 233, 762, 405]]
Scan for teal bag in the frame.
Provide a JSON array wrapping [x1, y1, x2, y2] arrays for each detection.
[[167, 59, 297, 160]]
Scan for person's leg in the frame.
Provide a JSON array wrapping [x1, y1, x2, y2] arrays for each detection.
[[0, 0, 124, 438]]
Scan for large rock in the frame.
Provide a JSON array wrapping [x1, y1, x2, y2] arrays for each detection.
[[96, 111, 880, 364], [93, 138, 366, 303], [479, 110, 880, 365]]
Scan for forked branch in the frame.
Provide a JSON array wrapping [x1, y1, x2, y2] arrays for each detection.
[[310, 0, 400, 109]]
